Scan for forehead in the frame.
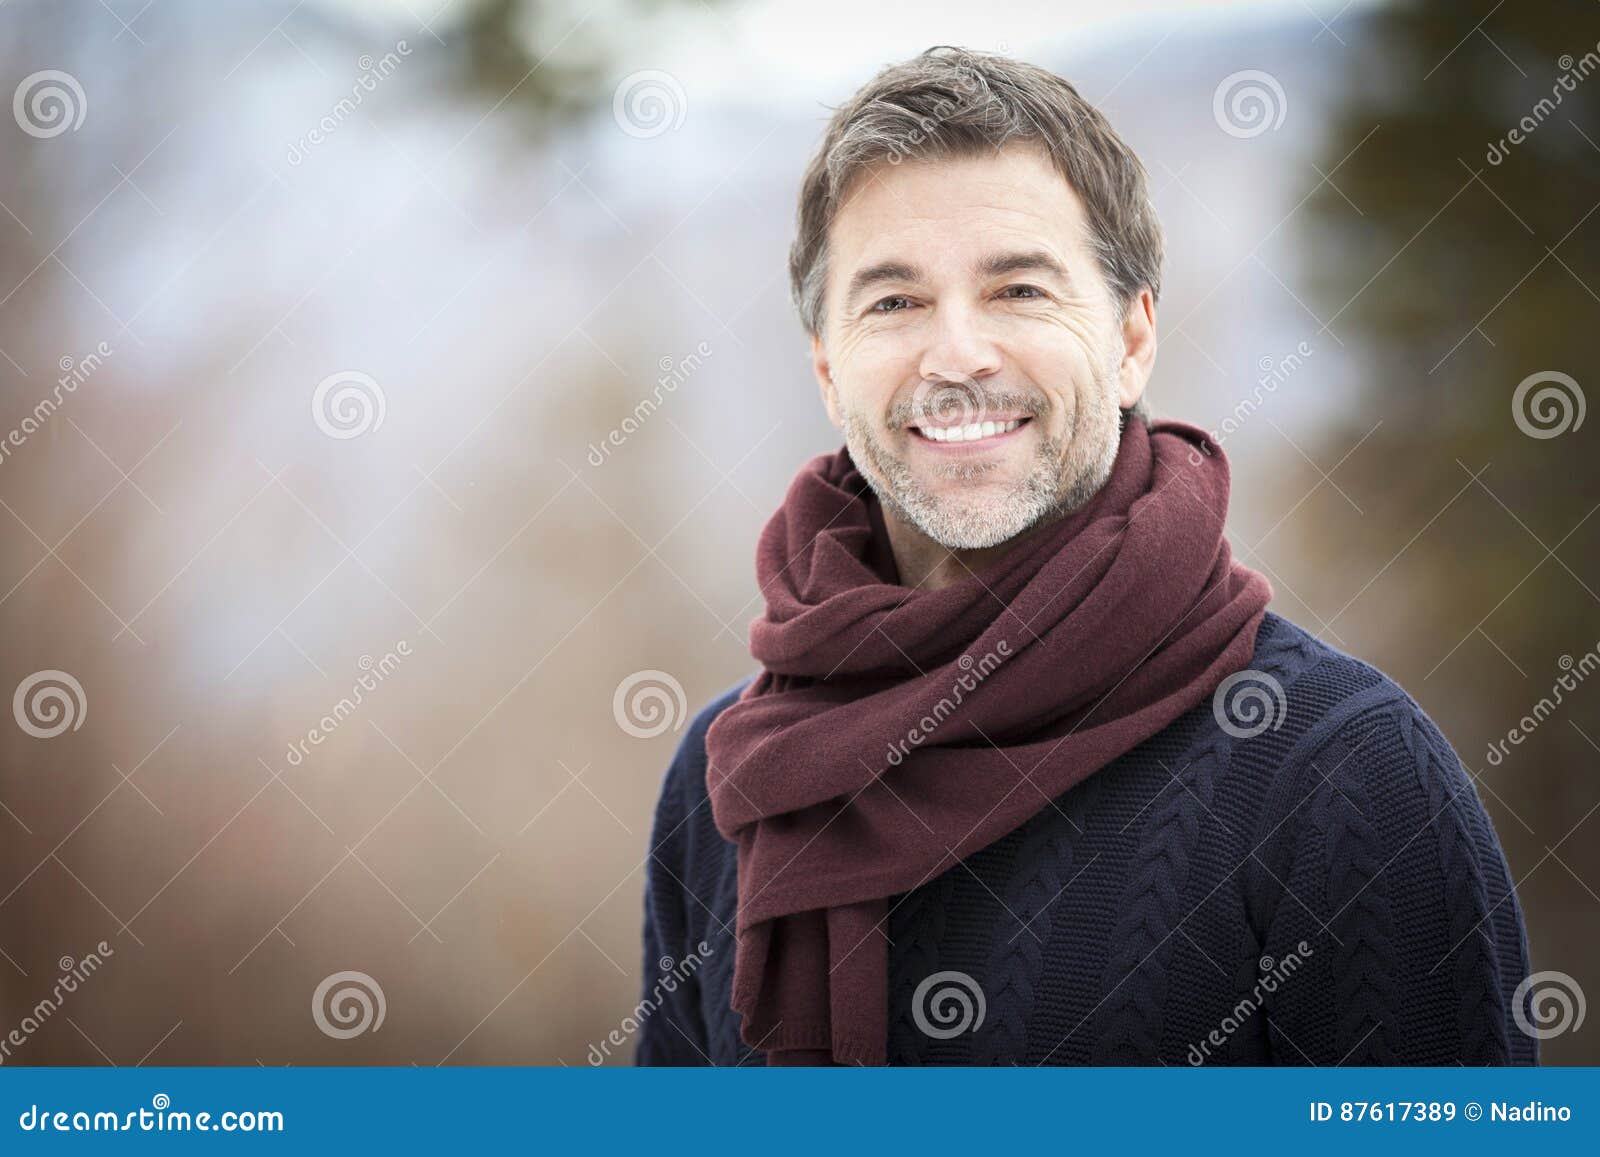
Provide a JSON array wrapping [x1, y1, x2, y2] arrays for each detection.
[[827, 144, 1095, 272]]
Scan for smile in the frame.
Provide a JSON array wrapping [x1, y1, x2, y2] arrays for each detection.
[[910, 417, 1031, 444]]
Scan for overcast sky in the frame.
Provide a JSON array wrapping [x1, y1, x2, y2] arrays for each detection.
[[324, 0, 1388, 104]]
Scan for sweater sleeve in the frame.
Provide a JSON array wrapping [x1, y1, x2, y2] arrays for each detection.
[[1255, 695, 1537, 1066], [633, 744, 713, 1066]]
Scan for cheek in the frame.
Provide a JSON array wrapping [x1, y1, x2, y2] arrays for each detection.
[[831, 326, 919, 410], [1008, 322, 1104, 427], [1020, 309, 1107, 367]]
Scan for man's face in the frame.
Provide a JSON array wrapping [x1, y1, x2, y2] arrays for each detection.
[[812, 144, 1154, 551]]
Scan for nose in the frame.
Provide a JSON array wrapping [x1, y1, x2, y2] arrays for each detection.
[[917, 300, 1002, 385]]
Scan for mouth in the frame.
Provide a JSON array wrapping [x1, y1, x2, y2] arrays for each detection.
[[908, 416, 1033, 446]]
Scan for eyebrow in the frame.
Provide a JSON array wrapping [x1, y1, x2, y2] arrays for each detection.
[[843, 260, 923, 313], [842, 249, 1073, 314], [977, 249, 1072, 284]]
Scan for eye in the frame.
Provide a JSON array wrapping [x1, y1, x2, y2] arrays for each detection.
[[999, 284, 1045, 300], [870, 295, 913, 314]]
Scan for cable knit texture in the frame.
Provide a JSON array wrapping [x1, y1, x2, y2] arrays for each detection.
[[635, 612, 1537, 1066]]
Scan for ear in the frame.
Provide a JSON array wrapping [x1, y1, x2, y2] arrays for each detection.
[[1116, 287, 1157, 409], [811, 332, 843, 429]]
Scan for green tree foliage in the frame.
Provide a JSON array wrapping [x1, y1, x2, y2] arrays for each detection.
[[1303, 0, 1600, 1062]]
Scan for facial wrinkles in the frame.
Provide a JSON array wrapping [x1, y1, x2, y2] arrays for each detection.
[[830, 264, 1108, 392], [838, 335, 1124, 552], [819, 149, 1132, 553], [826, 284, 1123, 550]]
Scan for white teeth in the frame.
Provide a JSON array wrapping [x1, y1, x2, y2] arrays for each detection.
[[918, 419, 1024, 443]]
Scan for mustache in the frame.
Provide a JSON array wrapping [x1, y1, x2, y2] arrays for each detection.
[[887, 380, 1049, 427]]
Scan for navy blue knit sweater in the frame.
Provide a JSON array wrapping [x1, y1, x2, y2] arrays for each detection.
[[635, 612, 1536, 1066]]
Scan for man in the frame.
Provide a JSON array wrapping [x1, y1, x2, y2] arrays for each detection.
[[636, 47, 1534, 1066]]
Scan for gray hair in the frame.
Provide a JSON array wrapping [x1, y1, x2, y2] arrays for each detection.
[[789, 47, 1163, 419]]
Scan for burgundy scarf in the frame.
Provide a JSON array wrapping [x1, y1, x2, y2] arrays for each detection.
[[703, 418, 1271, 1065]]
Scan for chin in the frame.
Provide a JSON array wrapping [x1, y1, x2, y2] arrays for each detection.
[[924, 521, 1031, 551], [903, 488, 1053, 551]]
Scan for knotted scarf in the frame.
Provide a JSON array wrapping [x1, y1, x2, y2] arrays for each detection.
[[704, 417, 1271, 1065]]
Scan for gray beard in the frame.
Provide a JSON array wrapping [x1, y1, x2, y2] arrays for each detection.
[[839, 377, 1123, 552]]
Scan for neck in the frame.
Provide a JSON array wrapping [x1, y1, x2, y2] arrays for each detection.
[[881, 505, 1038, 592]]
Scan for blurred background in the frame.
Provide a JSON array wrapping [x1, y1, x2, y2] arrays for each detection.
[[0, 0, 1595, 1065]]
